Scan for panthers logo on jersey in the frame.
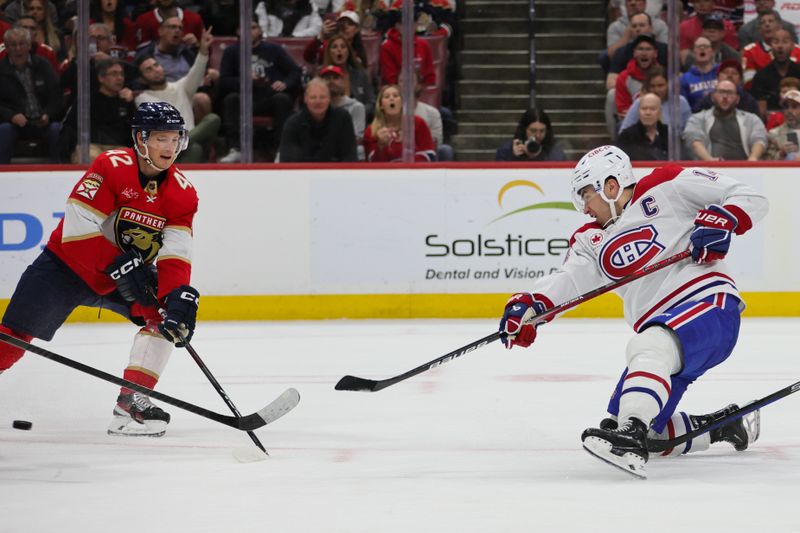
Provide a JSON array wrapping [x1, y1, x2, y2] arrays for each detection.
[[114, 207, 166, 262], [599, 225, 665, 280]]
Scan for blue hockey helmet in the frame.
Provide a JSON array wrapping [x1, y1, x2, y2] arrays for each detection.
[[132, 101, 186, 132], [131, 102, 188, 170], [132, 101, 188, 148]]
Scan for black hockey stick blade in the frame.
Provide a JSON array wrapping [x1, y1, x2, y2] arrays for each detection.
[[0, 331, 299, 432], [647, 379, 800, 453], [335, 375, 381, 392]]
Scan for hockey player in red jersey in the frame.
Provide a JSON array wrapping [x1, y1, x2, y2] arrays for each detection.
[[0, 101, 200, 437], [499, 145, 767, 478]]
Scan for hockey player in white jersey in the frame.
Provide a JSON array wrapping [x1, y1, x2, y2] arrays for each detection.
[[498, 145, 768, 478]]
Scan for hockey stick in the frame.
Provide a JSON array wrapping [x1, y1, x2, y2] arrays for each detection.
[[149, 289, 268, 455], [176, 330, 269, 455], [646, 379, 799, 453], [0, 331, 300, 432], [335, 249, 693, 392]]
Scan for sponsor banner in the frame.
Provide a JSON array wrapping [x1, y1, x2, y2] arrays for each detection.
[[0, 166, 794, 299]]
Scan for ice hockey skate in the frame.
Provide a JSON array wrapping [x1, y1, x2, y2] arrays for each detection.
[[691, 403, 761, 451], [582, 417, 649, 479], [108, 392, 171, 437]]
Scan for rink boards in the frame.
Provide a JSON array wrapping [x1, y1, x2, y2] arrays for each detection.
[[0, 163, 797, 320]]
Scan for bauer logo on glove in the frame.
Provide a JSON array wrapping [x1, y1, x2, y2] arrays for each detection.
[[690, 204, 738, 264]]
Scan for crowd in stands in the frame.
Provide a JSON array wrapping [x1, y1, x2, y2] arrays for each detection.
[[3, 0, 800, 165], [596, 0, 800, 161], [0, 0, 457, 164]]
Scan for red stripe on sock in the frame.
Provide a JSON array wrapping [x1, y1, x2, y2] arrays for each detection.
[[661, 418, 676, 456], [122, 369, 158, 394], [625, 370, 672, 396]]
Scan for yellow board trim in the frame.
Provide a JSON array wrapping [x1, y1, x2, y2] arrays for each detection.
[[0, 293, 798, 323]]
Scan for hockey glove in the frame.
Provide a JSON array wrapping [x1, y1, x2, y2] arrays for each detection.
[[690, 204, 738, 264], [499, 292, 547, 349], [105, 250, 157, 305], [158, 285, 199, 347]]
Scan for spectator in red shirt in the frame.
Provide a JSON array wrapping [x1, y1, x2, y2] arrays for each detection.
[[679, 2, 738, 65], [364, 84, 436, 162], [379, 10, 435, 87], [91, 0, 138, 52], [134, 0, 205, 48]]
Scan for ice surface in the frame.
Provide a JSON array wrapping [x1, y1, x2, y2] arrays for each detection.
[[1, 318, 798, 532]]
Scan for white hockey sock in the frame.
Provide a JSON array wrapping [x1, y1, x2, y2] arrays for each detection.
[[123, 322, 174, 389], [618, 326, 682, 426], [648, 412, 711, 457]]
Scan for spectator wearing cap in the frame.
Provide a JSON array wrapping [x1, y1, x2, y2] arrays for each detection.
[[738, 0, 797, 48], [218, 20, 302, 163], [607, 33, 659, 139], [767, 89, 800, 159], [254, 0, 323, 38], [680, 37, 719, 112], [763, 76, 800, 129], [304, 10, 368, 75], [279, 77, 358, 162], [683, 79, 767, 161], [134, 0, 205, 48], [322, 33, 375, 115], [606, 14, 668, 90], [750, 29, 800, 118], [683, 14, 740, 71], [679, 0, 738, 65], [617, 92, 669, 161], [694, 59, 761, 115], [320, 64, 366, 159], [605, 0, 667, 66]]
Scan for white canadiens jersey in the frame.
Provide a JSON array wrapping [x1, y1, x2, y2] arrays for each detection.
[[530, 165, 768, 332]]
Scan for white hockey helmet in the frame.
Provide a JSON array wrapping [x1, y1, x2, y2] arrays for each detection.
[[570, 145, 635, 212]]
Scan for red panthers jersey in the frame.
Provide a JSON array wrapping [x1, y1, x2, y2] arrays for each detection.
[[47, 148, 198, 302]]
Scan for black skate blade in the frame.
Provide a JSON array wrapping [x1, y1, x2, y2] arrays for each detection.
[[583, 437, 647, 479]]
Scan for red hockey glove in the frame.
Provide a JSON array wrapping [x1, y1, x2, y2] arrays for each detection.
[[499, 293, 547, 349]]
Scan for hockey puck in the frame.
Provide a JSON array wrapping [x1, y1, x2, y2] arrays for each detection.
[[12, 420, 32, 430]]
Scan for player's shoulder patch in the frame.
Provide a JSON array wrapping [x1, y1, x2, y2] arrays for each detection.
[[630, 165, 684, 203], [569, 221, 604, 247], [74, 172, 104, 201]]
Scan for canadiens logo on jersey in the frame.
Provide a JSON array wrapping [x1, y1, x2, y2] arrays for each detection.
[[599, 225, 665, 280], [75, 173, 104, 201], [115, 207, 166, 262]]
